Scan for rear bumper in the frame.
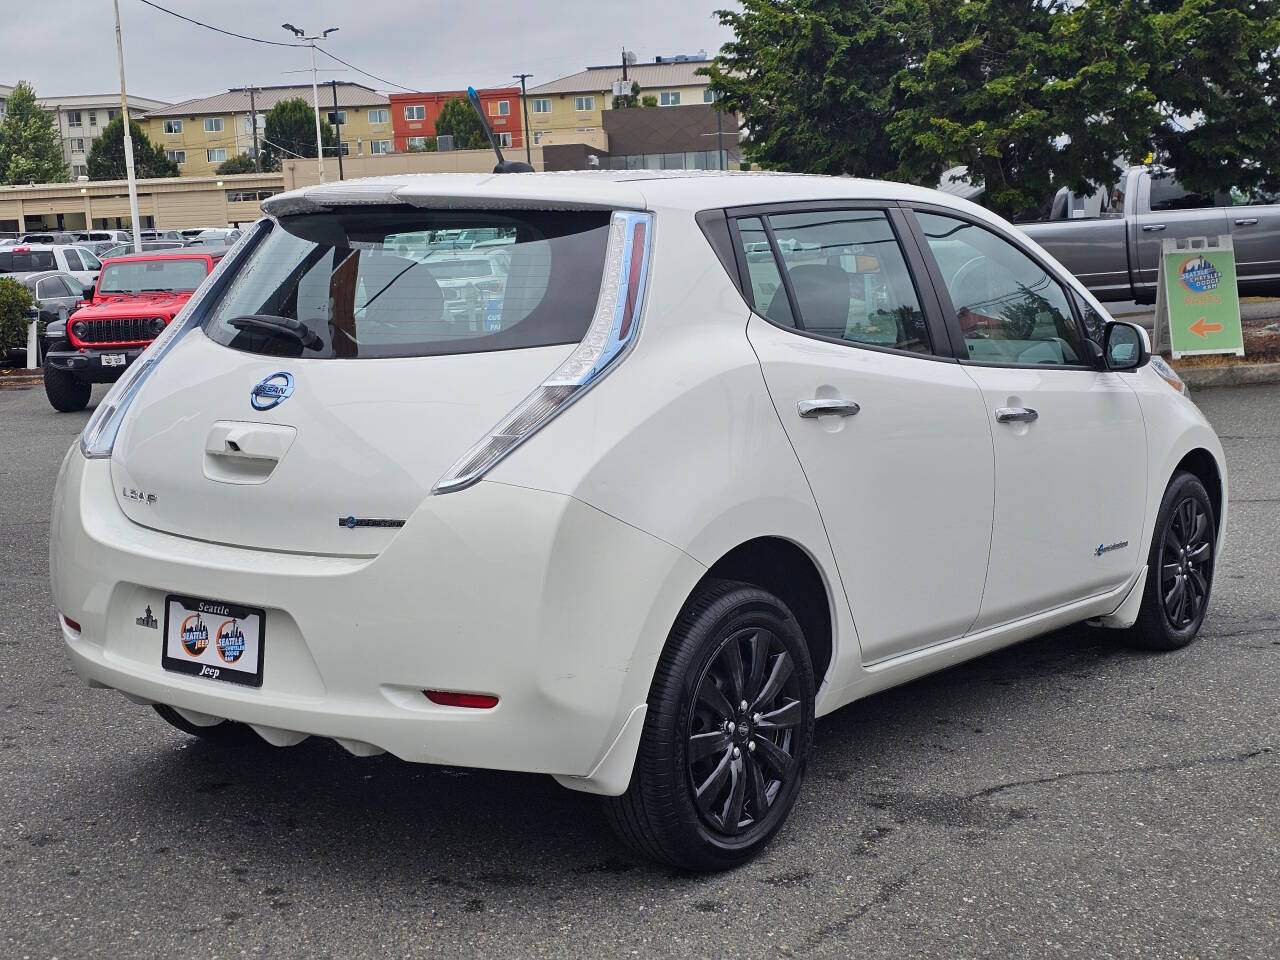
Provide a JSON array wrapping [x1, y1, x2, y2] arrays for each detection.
[[45, 347, 142, 382], [50, 449, 704, 794]]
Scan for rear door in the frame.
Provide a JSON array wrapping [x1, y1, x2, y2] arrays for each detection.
[[908, 207, 1147, 630], [1134, 171, 1231, 297], [735, 204, 995, 664], [1227, 189, 1280, 296]]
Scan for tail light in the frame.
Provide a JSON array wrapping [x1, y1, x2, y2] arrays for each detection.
[[432, 211, 652, 494]]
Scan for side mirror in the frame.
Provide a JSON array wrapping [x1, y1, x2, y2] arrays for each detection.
[[1102, 320, 1150, 371]]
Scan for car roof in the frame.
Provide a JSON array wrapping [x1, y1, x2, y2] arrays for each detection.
[[101, 250, 221, 264], [12, 270, 76, 286], [260, 170, 995, 221]]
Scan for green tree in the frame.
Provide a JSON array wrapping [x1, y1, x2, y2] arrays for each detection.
[[259, 98, 337, 172], [435, 97, 490, 150], [1147, 0, 1280, 199], [215, 152, 258, 175], [613, 80, 642, 109], [0, 81, 68, 185], [641, 94, 659, 108], [87, 116, 178, 180], [0, 277, 36, 360]]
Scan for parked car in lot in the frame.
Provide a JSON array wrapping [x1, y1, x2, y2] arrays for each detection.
[[186, 228, 242, 246], [1019, 165, 1280, 303], [42, 250, 223, 411], [73, 230, 134, 245], [0, 271, 86, 367], [100, 240, 185, 258], [138, 230, 183, 241], [17, 231, 79, 245], [49, 172, 1226, 871], [0, 244, 101, 287]]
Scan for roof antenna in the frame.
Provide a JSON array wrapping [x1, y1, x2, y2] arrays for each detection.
[[467, 86, 534, 173]]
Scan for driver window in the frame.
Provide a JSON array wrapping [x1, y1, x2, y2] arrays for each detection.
[[915, 211, 1088, 367]]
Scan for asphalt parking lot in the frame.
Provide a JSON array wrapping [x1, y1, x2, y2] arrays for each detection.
[[1, 380, 1277, 960]]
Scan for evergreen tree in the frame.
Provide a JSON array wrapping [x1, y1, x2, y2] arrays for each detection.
[[0, 81, 69, 185], [259, 98, 337, 173], [87, 116, 178, 180], [435, 97, 490, 150], [216, 153, 258, 175]]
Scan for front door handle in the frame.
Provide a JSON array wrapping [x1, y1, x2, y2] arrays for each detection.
[[995, 406, 1039, 424], [798, 398, 861, 418], [1234, 217, 1259, 226], [1142, 224, 1167, 232]]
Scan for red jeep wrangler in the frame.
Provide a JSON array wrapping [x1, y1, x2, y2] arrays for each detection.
[[43, 250, 224, 412]]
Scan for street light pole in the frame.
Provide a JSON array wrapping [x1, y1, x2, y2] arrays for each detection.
[[513, 73, 533, 166], [112, 0, 143, 252], [283, 23, 338, 184]]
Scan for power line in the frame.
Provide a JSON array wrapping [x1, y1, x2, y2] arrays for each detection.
[[135, 0, 303, 48], [313, 48, 418, 93]]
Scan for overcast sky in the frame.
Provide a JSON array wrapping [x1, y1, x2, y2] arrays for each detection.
[[7, 0, 736, 104]]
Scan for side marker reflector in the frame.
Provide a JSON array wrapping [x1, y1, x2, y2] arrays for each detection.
[[424, 690, 499, 709]]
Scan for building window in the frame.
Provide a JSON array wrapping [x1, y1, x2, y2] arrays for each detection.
[[107, 109, 118, 121], [371, 139, 391, 155], [495, 132, 512, 148], [660, 91, 681, 106], [88, 111, 97, 126], [167, 150, 186, 164], [368, 108, 389, 124], [532, 98, 551, 114], [206, 148, 227, 163], [67, 111, 82, 127], [703, 89, 717, 103], [163, 119, 183, 134], [404, 105, 425, 120], [338, 141, 350, 156], [227, 189, 277, 202], [71, 138, 85, 153], [406, 136, 428, 150], [574, 96, 595, 112], [533, 131, 545, 144], [71, 164, 88, 178], [204, 117, 224, 133], [490, 100, 510, 116], [327, 110, 347, 125]]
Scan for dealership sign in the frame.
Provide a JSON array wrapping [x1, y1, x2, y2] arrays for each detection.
[[1155, 236, 1245, 358]]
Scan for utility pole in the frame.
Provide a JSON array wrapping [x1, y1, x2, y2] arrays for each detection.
[[112, 0, 142, 252], [330, 80, 344, 180], [282, 23, 338, 184], [513, 73, 533, 165], [248, 87, 261, 172]]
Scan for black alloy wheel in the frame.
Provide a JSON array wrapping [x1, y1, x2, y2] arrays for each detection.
[[604, 579, 815, 871], [1128, 470, 1216, 650]]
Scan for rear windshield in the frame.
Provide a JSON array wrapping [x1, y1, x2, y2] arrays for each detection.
[[0, 250, 56, 273], [99, 259, 210, 294], [202, 209, 611, 359]]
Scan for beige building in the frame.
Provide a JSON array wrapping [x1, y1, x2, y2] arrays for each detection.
[[141, 83, 393, 178], [0, 84, 170, 179], [524, 57, 714, 148]]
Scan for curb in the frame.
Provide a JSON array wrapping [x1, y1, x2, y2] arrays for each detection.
[[1175, 361, 1280, 389], [0, 373, 41, 388]]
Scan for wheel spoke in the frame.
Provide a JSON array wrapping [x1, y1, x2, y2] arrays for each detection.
[[1187, 542, 1211, 565], [1165, 525, 1183, 554], [752, 653, 794, 712], [722, 756, 747, 834], [721, 637, 745, 703], [747, 752, 769, 819], [688, 730, 731, 763], [1189, 507, 1207, 546], [756, 699, 800, 731], [751, 733, 792, 778], [698, 679, 734, 721], [745, 630, 770, 702], [1161, 562, 1181, 583], [1164, 576, 1185, 615], [694, 747, 734, 812], [1188, 568, 1208, 609]]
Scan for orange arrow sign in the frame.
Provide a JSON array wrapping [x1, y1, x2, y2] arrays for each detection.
[[1190, 317, 1223, 338]]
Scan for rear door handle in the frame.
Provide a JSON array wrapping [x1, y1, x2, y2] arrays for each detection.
[[995, 407, 1039, 424], [1234, 217, 1259, 226], [1142, 224, 1167, 232], [798, 398, 861, 418]]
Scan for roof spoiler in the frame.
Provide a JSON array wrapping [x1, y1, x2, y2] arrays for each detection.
[[467, 86, 534, 174]]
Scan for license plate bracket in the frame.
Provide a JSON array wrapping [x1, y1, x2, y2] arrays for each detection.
[[161, 594, 265, 687]]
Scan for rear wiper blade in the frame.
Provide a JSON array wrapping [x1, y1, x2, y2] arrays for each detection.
[[228, 314, 323, 350]]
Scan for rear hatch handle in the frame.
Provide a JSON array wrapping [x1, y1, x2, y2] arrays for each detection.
[[204, 422, 297, 484]]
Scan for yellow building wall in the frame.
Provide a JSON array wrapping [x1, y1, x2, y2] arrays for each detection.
[[526, 84, 709, 146], [146, 105, 392, 178]]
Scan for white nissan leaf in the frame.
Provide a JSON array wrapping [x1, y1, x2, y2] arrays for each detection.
[[50, 172, 1226, 871]]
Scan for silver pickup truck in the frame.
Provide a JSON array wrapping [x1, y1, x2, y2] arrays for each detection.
[[1018, 166, 1280, 303]]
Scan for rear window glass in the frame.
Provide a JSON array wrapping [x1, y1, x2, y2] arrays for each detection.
[[99, 259, 210, 294], [0, 250, 56, 272], [202, 210, 611, 359]]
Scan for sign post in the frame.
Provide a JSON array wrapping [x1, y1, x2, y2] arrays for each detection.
[[1153, 235, 1245, 359]]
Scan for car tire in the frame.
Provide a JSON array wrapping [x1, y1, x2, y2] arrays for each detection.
[[603, 579, 816, 871], [43, 365, 91, 413], [1125, 471, 1217, 651], [152, 704, 255, 743]]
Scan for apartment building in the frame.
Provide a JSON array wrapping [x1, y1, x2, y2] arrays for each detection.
[[388, 88, 524, 152], [141, 83, 392, 178], [0, 84, 170, 178], [523, 56, 715, 148]]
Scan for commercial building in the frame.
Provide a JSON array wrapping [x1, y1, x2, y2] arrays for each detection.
[[0, 83, 170, 179], [141, 83, 392, 178], [542, 103, 739, 172], [523, 54, 715, 148], [387, 88, 524, 152]]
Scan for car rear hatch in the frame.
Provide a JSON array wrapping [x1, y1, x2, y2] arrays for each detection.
[[110, 200, 632, 556]]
